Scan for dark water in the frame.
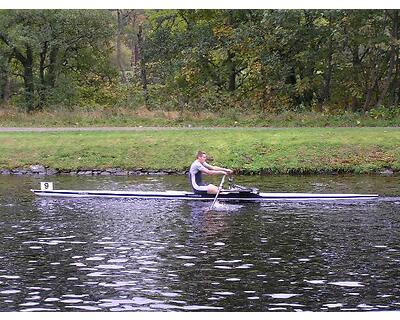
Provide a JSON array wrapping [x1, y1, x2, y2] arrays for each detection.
[[0, 174, 399, 312]]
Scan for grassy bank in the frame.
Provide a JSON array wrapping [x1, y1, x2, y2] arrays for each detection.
[[1, 107, 400, 127], [0, 128, 399, 174]]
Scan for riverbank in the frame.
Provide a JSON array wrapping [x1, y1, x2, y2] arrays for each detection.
[[1, 127, 399, 175]]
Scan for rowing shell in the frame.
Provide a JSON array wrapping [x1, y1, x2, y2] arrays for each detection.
[[31, 182, 379, 202]]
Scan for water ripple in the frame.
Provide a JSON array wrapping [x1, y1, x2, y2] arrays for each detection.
[[1, 175, 400, 311], [268, 294, 301, 299], [329, 281, 364, 287]]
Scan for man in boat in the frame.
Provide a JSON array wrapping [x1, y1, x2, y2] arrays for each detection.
[[189, 151, 233, 194]]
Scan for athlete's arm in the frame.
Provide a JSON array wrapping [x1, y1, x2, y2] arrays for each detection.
[[200, 167, 227, 176], [203, 162, 233, 174]]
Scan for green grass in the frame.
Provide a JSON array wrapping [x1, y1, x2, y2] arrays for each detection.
[[1, 127, 399, 174]]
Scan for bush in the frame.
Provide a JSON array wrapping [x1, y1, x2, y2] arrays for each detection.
[[368, 106, 400, 120]]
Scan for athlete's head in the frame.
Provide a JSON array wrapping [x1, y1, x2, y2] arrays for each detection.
[[196, 151, 207, 163]]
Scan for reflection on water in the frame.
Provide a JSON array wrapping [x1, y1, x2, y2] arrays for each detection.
[[0, 174, 400, 311]]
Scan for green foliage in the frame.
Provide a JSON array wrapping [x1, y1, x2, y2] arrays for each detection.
[[0, 9, 116, 111], [368, 106, 400, 120], [140, 9, 400, 114], [1, 9, 400, 117]]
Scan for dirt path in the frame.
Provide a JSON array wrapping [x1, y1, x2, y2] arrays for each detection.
[[0, 127, 197, 132], [0, 126, 285, 132], [0, 127, 396, 132]]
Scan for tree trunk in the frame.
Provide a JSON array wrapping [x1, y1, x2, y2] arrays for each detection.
[[47, 46, 59, 88], [38, 41, 48, 108], [38, 43, 59, 109], [349, 46, 363, 111], [227, 50, 236, 92], [376, 10, 399, 107], [137, 24, 149, 107], [117, 10, 127, 83], [3, 77, 10, 102], [23, 45, 35, 112], [363, 66, 379, 111], [0, 59, 11, 103], [0, 32, 35, 111], [394, 58, 400, 106], [129, 39, 139, 68], [317, 13, 334, 112], [0, 34, 13, 103]]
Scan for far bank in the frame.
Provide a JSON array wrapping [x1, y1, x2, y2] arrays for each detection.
[[0, 127, 399, 175]]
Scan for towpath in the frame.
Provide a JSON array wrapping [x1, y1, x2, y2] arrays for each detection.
[[0, 127, 283, 132]]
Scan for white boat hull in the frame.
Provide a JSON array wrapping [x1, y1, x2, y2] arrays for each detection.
[[31, 188, 379, 201]]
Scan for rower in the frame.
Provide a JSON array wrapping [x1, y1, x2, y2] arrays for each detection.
[[189, 151, 233, 194]]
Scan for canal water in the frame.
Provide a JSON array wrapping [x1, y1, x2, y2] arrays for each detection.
[[0, 174, 399, 311]]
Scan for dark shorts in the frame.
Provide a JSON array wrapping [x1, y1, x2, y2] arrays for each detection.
[[192, 189, 209, 195]]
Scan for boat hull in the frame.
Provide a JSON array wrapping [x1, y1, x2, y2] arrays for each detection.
[[31, 189, 379, 201]]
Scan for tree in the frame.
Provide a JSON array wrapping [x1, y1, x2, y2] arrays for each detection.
[[376, 10, 399, 108], [0, 9, 116, 111], [0, 44, 12, 103], [2, 9, 399, 114]]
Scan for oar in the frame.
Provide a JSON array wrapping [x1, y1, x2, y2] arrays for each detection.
[[209, 175, 226, 210]]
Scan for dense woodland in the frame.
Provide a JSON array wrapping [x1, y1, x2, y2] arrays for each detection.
[[0, 9, 399, 116]]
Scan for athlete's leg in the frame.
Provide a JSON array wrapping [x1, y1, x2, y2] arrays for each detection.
[[207, 184, 219, 194]]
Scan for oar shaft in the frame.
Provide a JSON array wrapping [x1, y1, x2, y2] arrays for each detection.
[[210, 175, 225, 209]]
